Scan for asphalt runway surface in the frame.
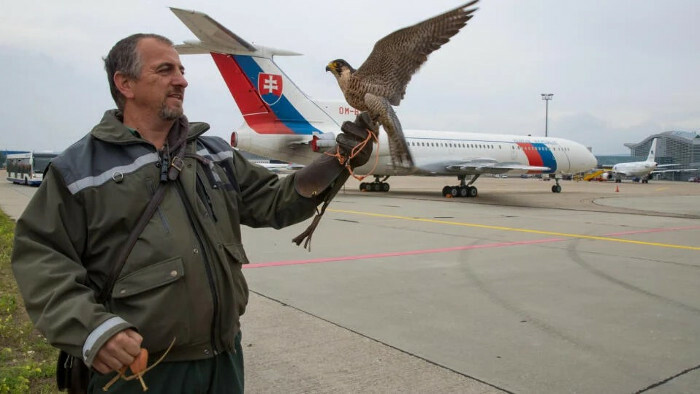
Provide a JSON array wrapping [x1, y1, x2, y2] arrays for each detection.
[[2, 172, 699, 393]]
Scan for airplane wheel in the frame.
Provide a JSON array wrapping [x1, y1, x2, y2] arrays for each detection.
[[442, 186, 451, 197], [382, 183, 390, 192], [450, 187, 460, 198], [468, 186, 478, 197], [360, 182, 367, 191], [459, 186, 469, 197], [552, 185, 561, 193]]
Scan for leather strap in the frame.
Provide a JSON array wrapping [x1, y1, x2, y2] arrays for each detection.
[[96, 132, 188, 304]]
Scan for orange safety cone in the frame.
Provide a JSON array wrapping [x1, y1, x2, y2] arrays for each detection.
[[615, 185, 619, 192]]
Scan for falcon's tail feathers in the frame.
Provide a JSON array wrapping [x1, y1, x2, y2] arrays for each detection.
[[364, 94, 414, 169]]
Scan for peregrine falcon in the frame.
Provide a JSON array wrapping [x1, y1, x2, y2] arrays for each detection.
[[326, 1, 480, 168]]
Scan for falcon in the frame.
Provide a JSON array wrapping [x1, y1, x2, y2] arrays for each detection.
[[326, 0, 480, 168]]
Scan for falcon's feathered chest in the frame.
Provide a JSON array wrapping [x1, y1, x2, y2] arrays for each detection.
[[338, 72, 368, 111]]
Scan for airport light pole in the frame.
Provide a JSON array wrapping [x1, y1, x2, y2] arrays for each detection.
[[541, 93, 553, 137]]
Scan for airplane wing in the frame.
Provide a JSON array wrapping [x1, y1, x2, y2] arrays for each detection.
[[652, 168, 697, 174], [174, 42, 209, 55], [615, 170, 634, 176], [446, 159, 550, 173], [171, 7, 301, 56], [170, 7, 257, 54]]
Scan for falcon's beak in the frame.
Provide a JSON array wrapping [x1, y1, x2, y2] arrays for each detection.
[[325, 63, 334, 73]]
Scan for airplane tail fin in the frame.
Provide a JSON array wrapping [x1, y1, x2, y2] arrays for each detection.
[[170, 7, 339, 135], [646, 138, 658, 162]]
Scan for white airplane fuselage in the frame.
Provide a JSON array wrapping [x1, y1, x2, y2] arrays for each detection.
[[235, 123, 595, 177], [612, 161, 657, 178], [610, 138, 659, 181], [171, 7, 597, 196]]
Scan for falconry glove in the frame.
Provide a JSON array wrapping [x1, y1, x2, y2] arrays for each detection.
[[336, 112, 377, 168], [292, 112, 377, 250], [294, 112, 376, 198]]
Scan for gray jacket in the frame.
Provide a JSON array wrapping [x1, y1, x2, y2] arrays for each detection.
[[12, 110, 319, 366]]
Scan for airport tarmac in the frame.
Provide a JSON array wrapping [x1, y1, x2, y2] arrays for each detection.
[[2, 172, 699, 393]]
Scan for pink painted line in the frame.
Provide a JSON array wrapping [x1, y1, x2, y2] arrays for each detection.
[[244, 225, 700, 269], [604, 225, 700, 237], [244, 238, 565, 269]]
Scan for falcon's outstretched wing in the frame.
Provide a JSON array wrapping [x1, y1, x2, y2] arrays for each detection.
[[354, 0, 479, 106]]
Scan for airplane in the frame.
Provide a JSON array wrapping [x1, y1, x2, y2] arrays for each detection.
[[608, 138, 681, 183], [248, 159, 292, 173], [170, 7, 598, 197]]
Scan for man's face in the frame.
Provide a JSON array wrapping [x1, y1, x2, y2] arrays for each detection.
[[131, 38, 188, 121]]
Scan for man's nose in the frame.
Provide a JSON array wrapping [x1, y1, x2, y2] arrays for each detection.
[[173, 72, 188, 88]]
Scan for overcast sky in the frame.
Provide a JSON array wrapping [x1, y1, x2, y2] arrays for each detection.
[[1, 0, 698, 155]]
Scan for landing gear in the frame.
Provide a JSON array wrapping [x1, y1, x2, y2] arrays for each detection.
[[360, 175, 390, 192], [551, 176, 562, 193], [442, 174, 479, 198]]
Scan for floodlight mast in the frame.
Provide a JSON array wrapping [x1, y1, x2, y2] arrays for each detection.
[[541, 93, 553, 137]]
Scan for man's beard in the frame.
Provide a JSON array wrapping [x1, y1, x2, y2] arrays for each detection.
[[159, 101, 183, 121]]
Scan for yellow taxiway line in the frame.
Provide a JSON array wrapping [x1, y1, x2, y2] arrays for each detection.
[[328, 209, 700, 251]]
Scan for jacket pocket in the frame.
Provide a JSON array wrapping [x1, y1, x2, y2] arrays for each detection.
[[221, 242, 249, 265], [221, 243, 249, 315], [109, 257, 190, 353]]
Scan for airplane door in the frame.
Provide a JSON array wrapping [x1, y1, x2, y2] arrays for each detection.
[[559, 147, 572, 173]]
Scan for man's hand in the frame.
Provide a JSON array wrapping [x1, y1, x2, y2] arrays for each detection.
[[92, 329, 143, 374], [337, 112, 376, 168]]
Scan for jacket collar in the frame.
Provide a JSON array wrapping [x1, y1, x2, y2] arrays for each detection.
[[91, 109, 210, 145]]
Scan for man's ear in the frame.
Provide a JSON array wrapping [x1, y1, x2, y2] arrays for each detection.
[[114, 71, 135, 100]]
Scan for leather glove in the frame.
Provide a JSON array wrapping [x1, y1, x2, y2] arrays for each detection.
[[292, 112, 377, 250], [294, 112, 376, 198], [336, 112, 376, 169]]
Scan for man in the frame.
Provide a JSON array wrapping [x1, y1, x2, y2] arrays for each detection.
[[12, 33, 373, 393]]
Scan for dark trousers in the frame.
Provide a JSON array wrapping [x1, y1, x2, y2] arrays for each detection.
[[89, 332, 244, 393]]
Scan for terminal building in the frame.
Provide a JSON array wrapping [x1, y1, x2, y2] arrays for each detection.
[[594, 131, 700, 181], [625, 131, 700, 165], [625, 131, 700, 181], [596, 131, 700, 181]]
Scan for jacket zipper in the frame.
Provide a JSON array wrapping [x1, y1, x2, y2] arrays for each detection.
[[196, 173, 218, 222], [175, 179, 222, 355], [147, 179, 171, 233]]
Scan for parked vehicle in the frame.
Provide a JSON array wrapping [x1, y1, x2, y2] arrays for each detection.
[[6, 152, 58, 185]]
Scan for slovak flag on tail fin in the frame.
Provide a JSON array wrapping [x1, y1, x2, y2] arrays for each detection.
[[257, 73, 283, 105], [169, 7, 340, 135]]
